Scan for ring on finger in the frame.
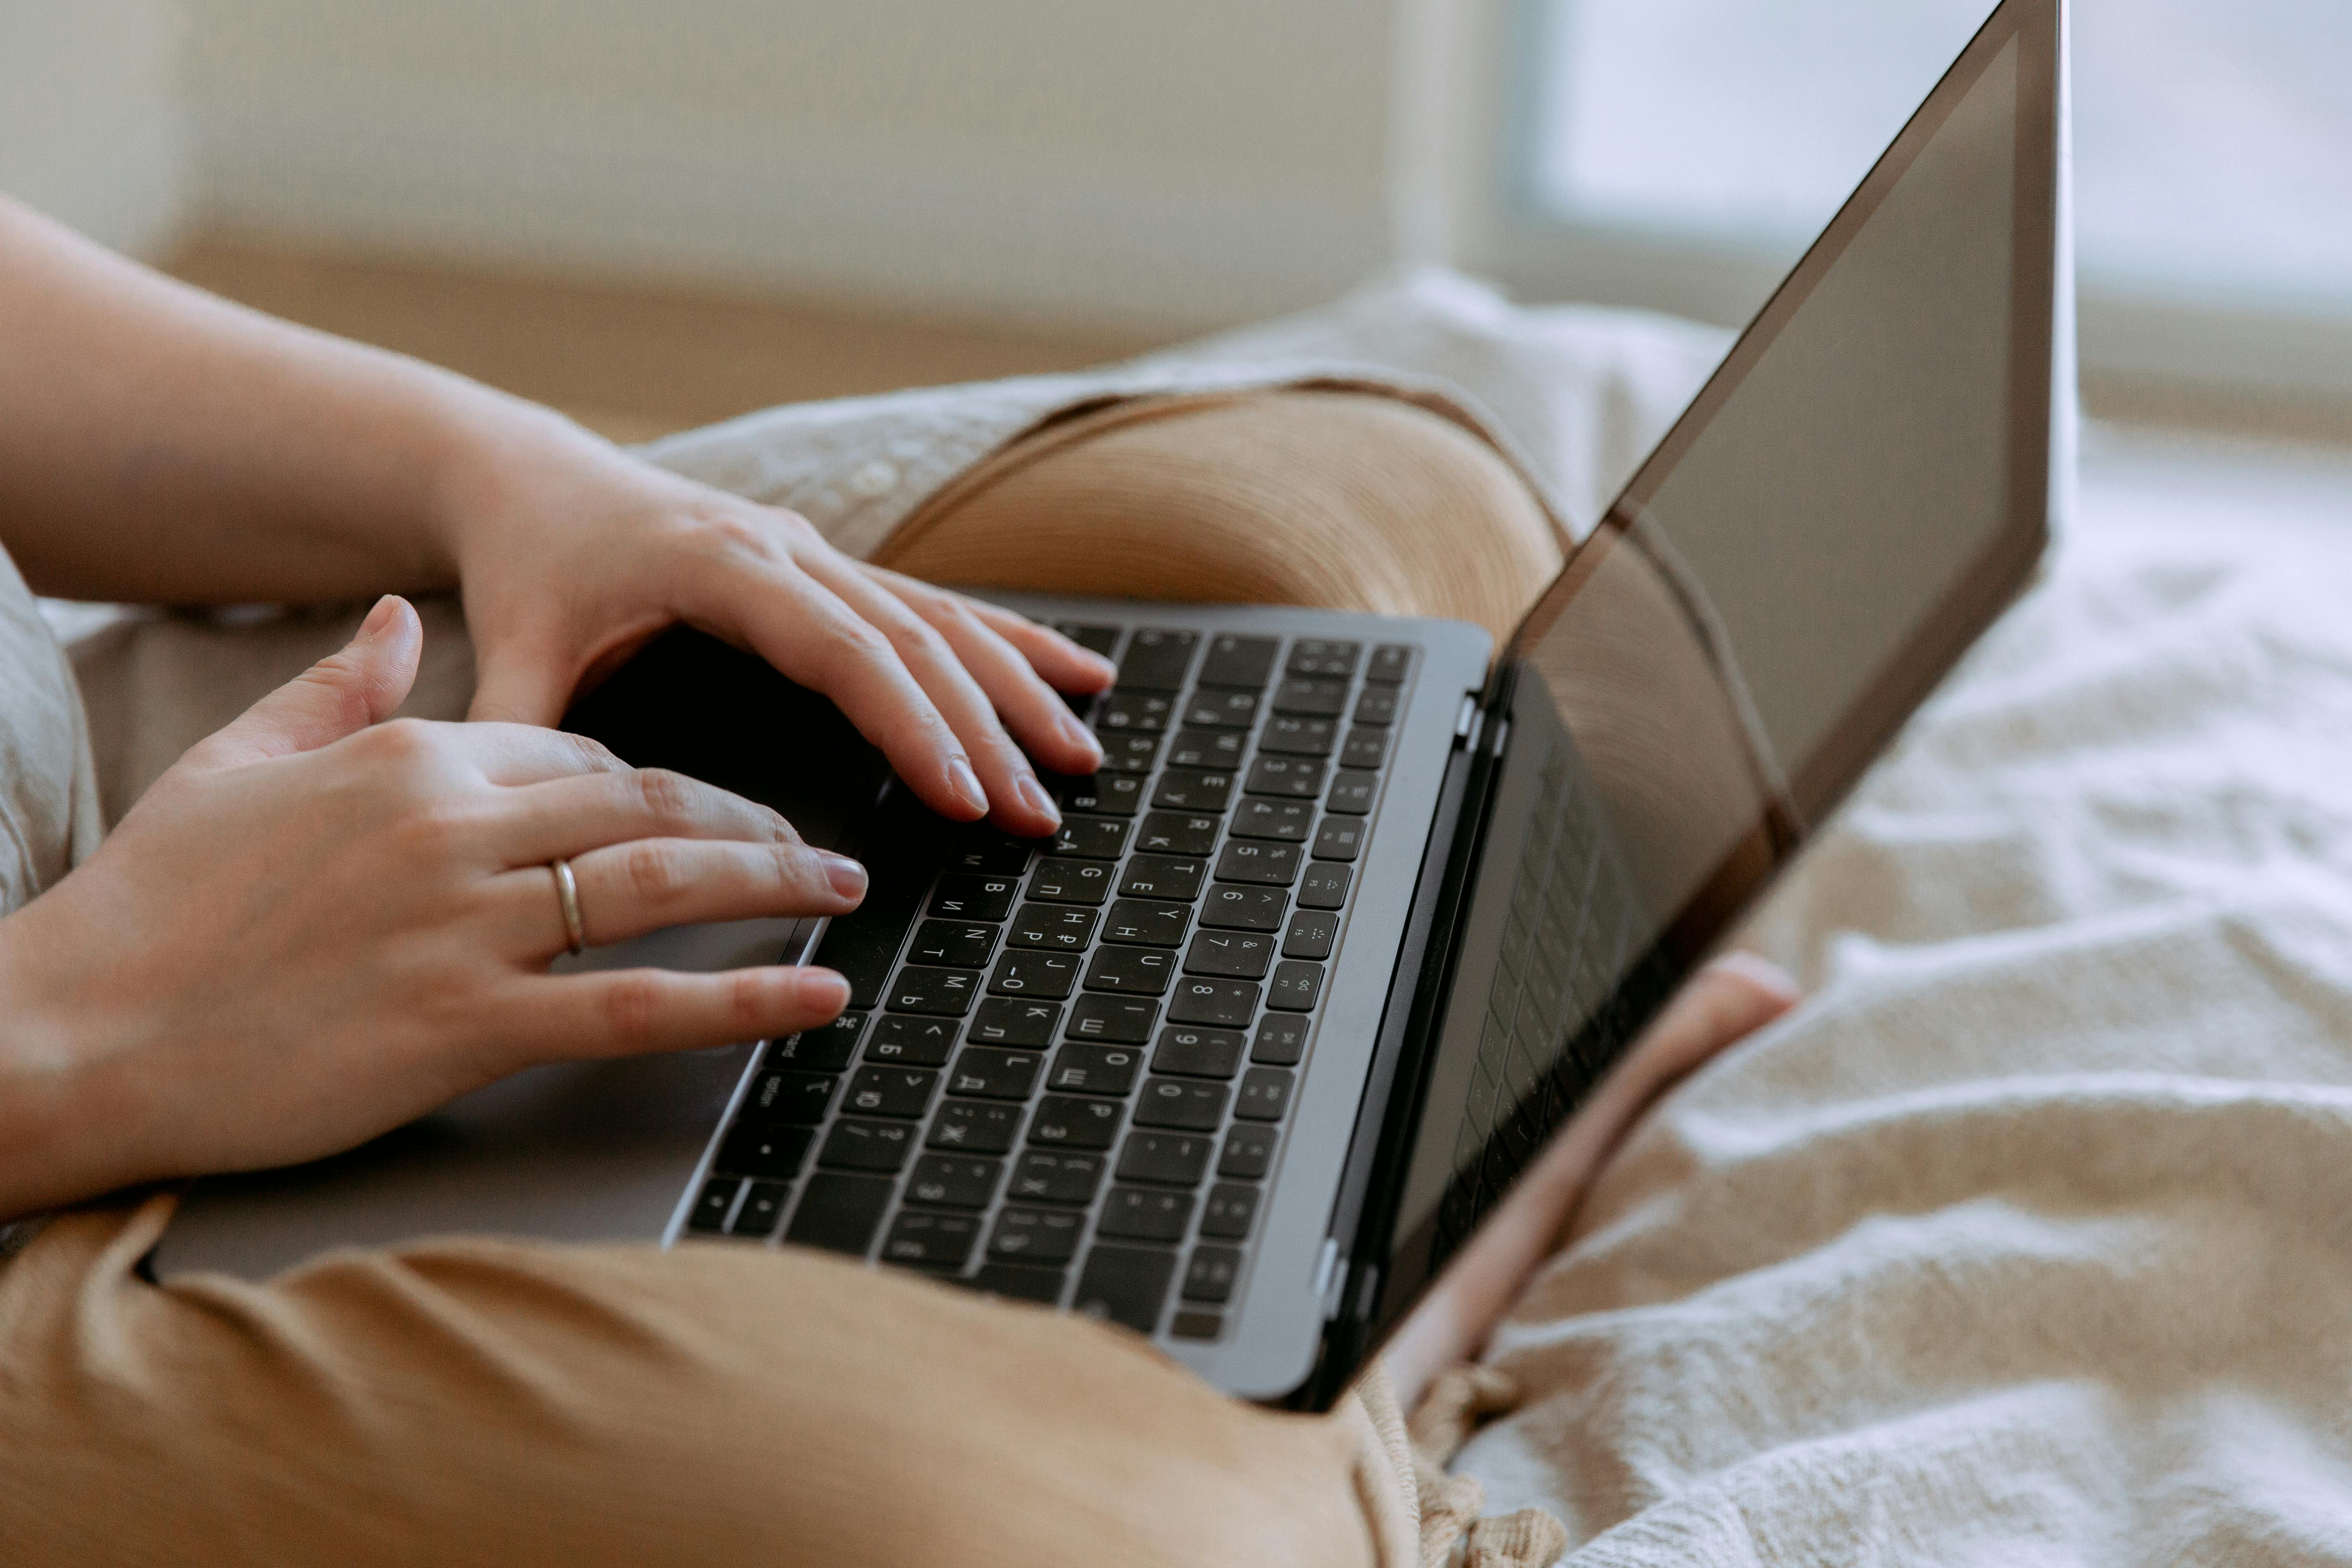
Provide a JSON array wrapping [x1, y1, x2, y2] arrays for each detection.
[[549, 856, 588, 955]]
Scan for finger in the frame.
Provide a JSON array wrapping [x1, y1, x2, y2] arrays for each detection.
[[186, 595, 421, 770], [794, 552, 1061, 836], [503, 965, 853, 1065], [866, 568, 1117, 695], [440, 721, 630, 787], [492, 837, 866, 957], [870, 574, 1105, 777], [490, 768, 800, 867], [467, 631, 578, 727], [1638, 951, 1800, 1079]]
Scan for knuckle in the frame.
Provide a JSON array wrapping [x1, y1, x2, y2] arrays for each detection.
[[621, 840, 691, 905], [566, 732, 622, 772], [357, 716, 438, 765], [600, 973, 666, 1048], [725, 969, 775, 1031], [631, 766, 696, 824], [823, 614, 895, 669]]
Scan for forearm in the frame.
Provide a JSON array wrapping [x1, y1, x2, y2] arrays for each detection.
[[0, 196, 604, 604]]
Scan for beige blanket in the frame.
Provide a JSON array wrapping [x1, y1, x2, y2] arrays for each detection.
[[56, 272, 2352, 1562]]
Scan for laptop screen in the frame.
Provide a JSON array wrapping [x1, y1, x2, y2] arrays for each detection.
[[1374, 0, 2061, 1309]]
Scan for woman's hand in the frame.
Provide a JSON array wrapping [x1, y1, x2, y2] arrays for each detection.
[[1380, 953, 1798, 1410], [440, 423, 1114, 838], [0, 597, 864, 1220]]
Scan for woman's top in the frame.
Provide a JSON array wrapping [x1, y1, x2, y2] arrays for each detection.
[[0, 546, 101, 919]]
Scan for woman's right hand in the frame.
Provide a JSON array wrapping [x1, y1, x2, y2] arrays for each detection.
[[0, 595, 860, 1219]]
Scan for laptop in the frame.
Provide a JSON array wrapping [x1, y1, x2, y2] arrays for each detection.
[[153, 0, 2071, 1411]]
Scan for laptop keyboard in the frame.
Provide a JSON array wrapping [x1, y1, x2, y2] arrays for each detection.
[[684, 625, 1417, 1343]]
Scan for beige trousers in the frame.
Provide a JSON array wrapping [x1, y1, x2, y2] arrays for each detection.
[[0, 392, 1565, 1568]]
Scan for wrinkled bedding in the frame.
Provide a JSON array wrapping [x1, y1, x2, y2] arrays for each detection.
[[53, 271, 2352, 1563]]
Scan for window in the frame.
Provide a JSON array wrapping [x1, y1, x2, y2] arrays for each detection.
[[1479, 0, 2352, 400]]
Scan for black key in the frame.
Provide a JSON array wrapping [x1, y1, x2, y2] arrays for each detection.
[[882, 1211, 979, 1269], [1098, 732, 1163, 774], [1074, 1246, 1178, 1334], [1214, 840, 1300, 887], [1232, 798, 1314, 842], [744, 1069, 836, 1126], [1339, 726, 1391, 770], [1117, 629, 1198, 692], [818, 1117, 918, 1173], [947, 829, 1037, 876], [844, 1065, 939, 1119], [1267, 960, 1324, 1013], [1045, 1042, 1144, 1096], [1220, 1123, 1278, 1179], [766, 1011, 864, 1071], [1171, 1310, 1224, 1340], [1099, 691, 1174, 733], [884, 966, 981, 1017], [1200, 1183, 1262, 1240], [1029, 857, 1114, 906], [1298, 863, 1352, 910], [1009, 1150, 1105, 1205], [967, 1264, 1068, 1305], [1167, 977, 1259, 1029], [1133, 1076, 1228, 1132], [1117, 1132, 1216, 1186], [944, 1046, 1043, 1101], [1183, 1245, 1244, 1303], [1099, 1186, 1195, 1243], [1064, 995, 1159, 1044], [1352, 686, 1399, 726], [1164, 727, 1246, 770], [1152, 769, 1235, 812], [716, 1122, 814, 1179], [1051, 815, 1131, 860], [988, 950, 1079, 1000], [686, 1176, 740, 1233], [784, 1173, 893, 1254], [1244, 755, 1326, 799], [1151, 1026, 1245, 1079], [1260, 716, 1337, 757], [1282, 909, 1339, 960], [1196, 633, 1278, 689], [1136, 812, 1220, 857], [1102, 898, 1191, 948], [1083, 944, 1176, 996], [1273, 677, 1349, 717], [1006, 902, 1098, 951], [927, 1098, 1023, 1154], [904, 1153, 1003, 1209], [1325, 769, 1378, 815], [1312, 817, 1364, 863], [1184, 928, 1275, 980], [989, 1207, 1085, 1266], [1200, 883, 1288, 932], [1119, 855, 1207, 902], [1054, 622, 1120, 658], [928, 875, 1019, 921], [1253, 1016, 1310, 1065], [1365, 643, 1413, 684], [908, 918, 999, 970], [1287, 639, 1361, 679], [1028, 1094, 1124, 1149], [728, 1180, 790, 1238], [966, 997, 1062, 1048], [1059, 772, 1145, 817], [1183, 689, 1259, 729], [1235, 1066, 1296, 1121]]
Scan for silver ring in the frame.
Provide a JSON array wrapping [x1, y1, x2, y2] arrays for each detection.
[[549, 856, 587, 956]]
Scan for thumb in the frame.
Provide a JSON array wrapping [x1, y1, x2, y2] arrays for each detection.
[[188, 595, 423, 768]]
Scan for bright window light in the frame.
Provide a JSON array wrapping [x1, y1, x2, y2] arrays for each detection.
[[1521, 0, 2352, 318]]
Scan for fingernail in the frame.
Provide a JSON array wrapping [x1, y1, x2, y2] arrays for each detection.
[[358, 595, 399, 640], [1058, 709, 1104, 764], [817, 850, 867, 901], [796, 968, 850, 1013], [946, 757, 989, 817], [1016, 773, 1061, 828]]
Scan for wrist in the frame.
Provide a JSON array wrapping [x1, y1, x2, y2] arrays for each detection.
[[419, 385, 641, 577], [0, 904, 139, 1218]]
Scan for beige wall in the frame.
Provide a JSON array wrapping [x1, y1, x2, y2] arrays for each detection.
[[176, 0, 1405, 333], [0, 0, 187, 254]]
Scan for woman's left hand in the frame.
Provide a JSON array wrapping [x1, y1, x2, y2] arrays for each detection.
[[441, 430, 1114, 839]]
